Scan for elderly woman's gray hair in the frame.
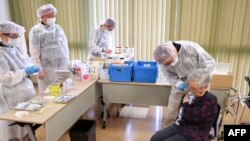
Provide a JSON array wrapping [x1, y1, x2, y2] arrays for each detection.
[[187, 69, 211, 87]]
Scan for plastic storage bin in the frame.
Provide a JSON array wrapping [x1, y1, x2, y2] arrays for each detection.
[[134, 61, 158, 83], [109, 61, 134, 82], [69, 119, 96, 141]]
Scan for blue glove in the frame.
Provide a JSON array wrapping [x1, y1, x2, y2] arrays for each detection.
[[25, 66, 40, 75], [177, 82, 187, 91]]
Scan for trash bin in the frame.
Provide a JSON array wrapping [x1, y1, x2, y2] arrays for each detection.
[[69, 119, 96, 141]]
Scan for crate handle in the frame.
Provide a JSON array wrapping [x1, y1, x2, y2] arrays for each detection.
[[116, 68, 123, 71]]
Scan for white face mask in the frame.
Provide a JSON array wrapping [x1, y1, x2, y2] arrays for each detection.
[[103, 29, 111, 33], [169, 57, 178, 66], [46, 18, 56, 26], [7, 38, 18, 46]]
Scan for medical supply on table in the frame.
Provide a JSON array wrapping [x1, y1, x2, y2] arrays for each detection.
[[14, 111, 29, 118], [123, 46, 134, 60], [71, 60, 103, 80], [106, 46, 134, 63], [49, 80, 61, 96], [30, 96, 45, 105], [15, 102, 29, 109], [55, 69, 72, 83], [71, 60, 82, 76], [73, 67, 81, 77], [62, 78, 74, 92], [88, 61, 103, 79], [54, 95, 75, 103], [26, 104, 42, 111], [81, 65, 90, 80], [115, 46, 122, 54], [14, 102, 43, 111], [100, 69, 109, 80], [106, 55, 124, 65]]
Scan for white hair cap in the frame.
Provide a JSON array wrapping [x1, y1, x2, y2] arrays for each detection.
[[37, 4, 57, 18], [154, 41, 176, 64], [0, 21, 25, 35]]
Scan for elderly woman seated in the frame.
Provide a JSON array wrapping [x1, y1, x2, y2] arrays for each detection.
[[150, 69, 218, 141]]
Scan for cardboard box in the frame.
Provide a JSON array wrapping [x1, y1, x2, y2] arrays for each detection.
[[210, 74, 233, 89]]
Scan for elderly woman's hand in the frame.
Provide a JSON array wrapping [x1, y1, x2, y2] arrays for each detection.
[[182, 94, 189, 103]]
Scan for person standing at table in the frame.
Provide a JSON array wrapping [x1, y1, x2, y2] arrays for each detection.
[[0, 21, 39, 141], [153, 40, 215, 126], [87, 18, 116, 60], [29, 4, 69, 93]]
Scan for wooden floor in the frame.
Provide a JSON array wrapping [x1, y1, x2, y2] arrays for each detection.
[[34, 100, 250, 141]]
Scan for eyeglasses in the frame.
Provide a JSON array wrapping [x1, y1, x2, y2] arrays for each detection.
[[2, 33, 20, 39]]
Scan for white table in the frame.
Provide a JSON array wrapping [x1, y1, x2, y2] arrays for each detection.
[[98, 80, 172, 128], [0, 79, 97, 141]]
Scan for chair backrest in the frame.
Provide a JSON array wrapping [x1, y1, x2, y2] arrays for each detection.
[[212, 104, 221, 137], [246, 97, 250, 108], [244, 76, 250, 96]]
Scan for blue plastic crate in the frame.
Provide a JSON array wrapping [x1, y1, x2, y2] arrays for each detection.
[[109, 61, 134, 82], [134, 61, 158, 83]]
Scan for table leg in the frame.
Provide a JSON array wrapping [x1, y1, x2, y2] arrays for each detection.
[[27, 125, 37, 141], [102, 103, 107, 129]]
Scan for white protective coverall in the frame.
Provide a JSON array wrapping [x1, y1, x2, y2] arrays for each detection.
[[0, 44, 36, 141], [159, 41, 215, 125], [29, 23, 69, 93], [87, 26, 113, 60]]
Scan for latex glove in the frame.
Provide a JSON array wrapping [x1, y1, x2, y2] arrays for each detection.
[[25, 66, 40, 75], [182, 94, 189, 103], [177, 82, 187, 91]]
